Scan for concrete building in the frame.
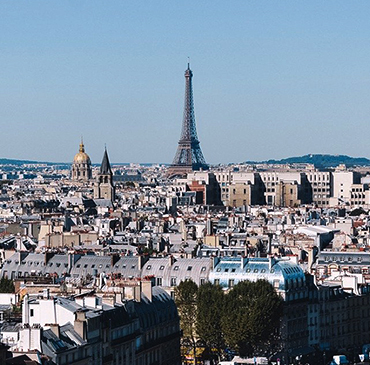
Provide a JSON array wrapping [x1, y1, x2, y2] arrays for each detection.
[[331, 165, 361, 205], [306, 171, 332, 206]]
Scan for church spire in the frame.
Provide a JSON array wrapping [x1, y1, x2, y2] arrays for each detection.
[[100, 147, 112, 175]]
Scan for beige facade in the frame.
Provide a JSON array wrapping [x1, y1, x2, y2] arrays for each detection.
[[275, 181, 301, 207], [208, 167, 370, 208], [228, 182, 252, 207], [45, 231, 99, 248]]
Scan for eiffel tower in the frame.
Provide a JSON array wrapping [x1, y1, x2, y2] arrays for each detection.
[[168, 64, 209, 176]]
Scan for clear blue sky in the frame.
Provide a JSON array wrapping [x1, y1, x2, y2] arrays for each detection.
[[1, 1, 370, 164]]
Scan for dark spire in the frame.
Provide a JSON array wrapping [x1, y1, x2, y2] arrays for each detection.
[[100, 148, 112, 175]]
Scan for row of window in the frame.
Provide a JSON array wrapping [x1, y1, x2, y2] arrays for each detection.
[[146, 265, 207, 272], [215, 266, 275, 274], [323, 256, 364, 263]]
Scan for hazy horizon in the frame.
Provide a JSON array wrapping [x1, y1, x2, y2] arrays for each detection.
[[2, 153, 370, 166]]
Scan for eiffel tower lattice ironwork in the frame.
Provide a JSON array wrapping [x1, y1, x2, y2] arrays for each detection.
[[168, 64, 208, 176]]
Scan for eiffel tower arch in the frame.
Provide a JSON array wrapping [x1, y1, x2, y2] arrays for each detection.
[[168, 64, 209, 177]]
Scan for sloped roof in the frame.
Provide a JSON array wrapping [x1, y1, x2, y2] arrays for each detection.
[[100, 149, 112, 175]]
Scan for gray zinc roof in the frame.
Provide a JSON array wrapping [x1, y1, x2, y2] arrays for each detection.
[[142, 257, 212, 287]]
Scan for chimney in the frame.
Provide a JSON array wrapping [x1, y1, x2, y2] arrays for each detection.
[[269, 256, 276, 271], [101, 295, 115, 306], [267, 233, 272, 254], [133, 284, 141, 302], [43, 288, 50, 299], [212, 256, 220, 269], [44, 252, 54, 266], [241, 257, 248, 269], [141, 280, 152, 302], [307, 248, 314, 273], [169, 255, 175, 266], [74, 310, 87, 340], [22, 294, 30, 324], [67, 252, 76, 272], [206, 219, 212, 235], [138, 255, 149, 269], [111, 253, 120, 267], [49, 324, 60, 338]]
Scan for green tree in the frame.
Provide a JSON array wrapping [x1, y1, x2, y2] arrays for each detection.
[[196, 282, 225, 362], [0, 277, 15, 293], [175, 279, 199, 364], [221, 280, 283, 357]]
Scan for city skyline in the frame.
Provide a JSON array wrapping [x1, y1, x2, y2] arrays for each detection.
[[1, 1, 370, 164]]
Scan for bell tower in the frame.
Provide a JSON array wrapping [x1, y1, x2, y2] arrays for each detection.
[[94, 148, 115, 201]]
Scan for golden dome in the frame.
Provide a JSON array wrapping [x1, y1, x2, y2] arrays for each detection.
[[73, 141, 91, 164]]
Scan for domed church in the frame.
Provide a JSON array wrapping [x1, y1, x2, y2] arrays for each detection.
[[71, 139, 92, 181]]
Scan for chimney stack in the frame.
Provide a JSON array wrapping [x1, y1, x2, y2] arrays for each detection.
[[49, 324, 60, 338], [133, 284, 141, 302], [43, 288, 50, 300], [110, 253, 120, 267], [141, 280, 152, 302], [74, 310, 87, 340]]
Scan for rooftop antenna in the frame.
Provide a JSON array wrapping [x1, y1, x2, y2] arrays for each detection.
[[187, 56, 190, 69]]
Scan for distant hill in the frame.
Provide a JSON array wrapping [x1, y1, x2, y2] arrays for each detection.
[[245, 154, 370, 168], [0, 158, 60, 166]]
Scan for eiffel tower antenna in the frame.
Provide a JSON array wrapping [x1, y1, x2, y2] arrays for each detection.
[[168, 64, 208, 176]]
